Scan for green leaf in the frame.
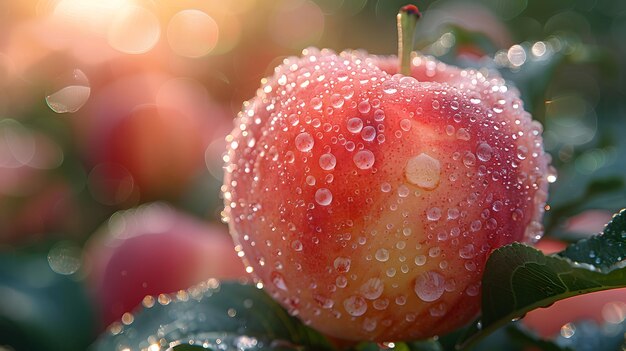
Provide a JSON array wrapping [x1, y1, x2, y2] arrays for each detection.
[[457, 209, 626, 349], [92, 281, 334, 351], [0, 252, 97, 351]]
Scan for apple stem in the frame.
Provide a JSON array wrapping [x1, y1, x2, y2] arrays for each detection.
[[397, 4, 421, 76]]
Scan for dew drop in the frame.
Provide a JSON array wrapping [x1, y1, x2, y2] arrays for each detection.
[[331, 93, 344, 108], [414, 255, 426, 266], [353, 150, 375, 170], [400, 119, 412, 131], [361, 278, 384, 300], [456, 128, 471, 141], [516, 145, 528, 160], [347, 117, 363, 133], [46, 69, 91, 113], [306, 175, 316, 186], [459, 244, 475, 259], [358, 100, 371, 114], [429, 303, 447, 317], [427, 207, 442, 221], [373, 109, 385, 121], [476, 143, 493, 162], [431, 100, 440, 110], [463, 152, 476, 167], [295, 132, 314, 152], [375, 248, 389, 262], [271, 271, 288, 291], [334, 257, 351, 273], [397, 185, 410, 198], [315, 188, 333, 206], [380, 182, 392, 193], [344, 295, 367, 316], [337, 71, 349, 82], [405, 153, 441, 190], [361, 126, 376, 141], [414, 271, 446, 302], [291, 240, 303, 251], [285, 151, 295, 163], [311, 97, 322, 110], [492, 201, 503, 212], [319, 153, 336, 170]]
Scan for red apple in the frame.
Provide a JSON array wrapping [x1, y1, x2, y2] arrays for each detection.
[[85, 203, 246, 327], [78, 73, 231, 205], [222, 8, 550, 342]]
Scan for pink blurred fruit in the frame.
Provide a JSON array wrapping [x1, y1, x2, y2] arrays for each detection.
[[222, 7, 551, 342], [86, 203, 246, 327]]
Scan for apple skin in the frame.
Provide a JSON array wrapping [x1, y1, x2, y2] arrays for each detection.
[[85, 203, 246, 327], [223, 48, 550, 341]]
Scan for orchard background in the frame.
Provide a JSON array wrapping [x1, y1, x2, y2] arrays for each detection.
[[0, 0, 625, 350]]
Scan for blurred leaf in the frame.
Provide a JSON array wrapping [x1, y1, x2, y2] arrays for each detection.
[[0, 252, 96, 351], [355, 340, 443, 351], [93, 281, 334, 351], [457, 209, 626, 349]]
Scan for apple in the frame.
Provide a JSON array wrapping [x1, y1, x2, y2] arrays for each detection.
[[222, 6, 550, 342], [85, 203, 246, 327], [76, 72, 232, 206]]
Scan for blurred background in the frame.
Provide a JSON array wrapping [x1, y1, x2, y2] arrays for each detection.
[[0, 0, 625, 350]]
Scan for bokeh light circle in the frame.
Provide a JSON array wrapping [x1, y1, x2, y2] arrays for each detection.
[[167, 10, 219, 58]]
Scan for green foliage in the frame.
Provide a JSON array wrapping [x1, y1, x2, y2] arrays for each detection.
[[459, 210, 626, 349], [93, 281, 334, 351], [0, 253, 96, 351]]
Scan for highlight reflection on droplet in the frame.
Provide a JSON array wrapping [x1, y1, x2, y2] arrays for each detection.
[[46, 69, 91, 113]]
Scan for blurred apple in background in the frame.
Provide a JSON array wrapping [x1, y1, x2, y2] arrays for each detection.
[[523, 210, 626, 338], [84, 202, 246, 327]]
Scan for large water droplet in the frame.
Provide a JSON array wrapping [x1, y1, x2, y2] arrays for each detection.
[[463, 152, 476, 167], [426, 207, 441, 221], [375, 248, 389, 262], [405, 153, 441, 190], [400, 119, 412, 132], [360, 278, 384, 300], [353, 150, 375, 170], [343, 295, 367, 316], [315, 188, 333, 206], [361, 126, 376, 141], [347, 117, 363, 133], [358, 100, 371, 114], [331, 93, 344, 108], [476, 143, 493, 162], [295, 132, 314, 152], [334, 257, 351, 273], [414, 270, 445, 302], [46, 69, 91, 113], [319, 153, 336, 170]]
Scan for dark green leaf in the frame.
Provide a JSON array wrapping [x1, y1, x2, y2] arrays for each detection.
[[0, 252, 96, 351], [92, 281, 334, 351], [457, 209, 626, 349]]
